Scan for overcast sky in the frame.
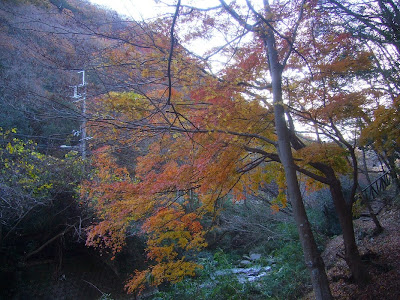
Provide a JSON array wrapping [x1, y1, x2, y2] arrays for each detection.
[[86, 0, 261, 71], [88, 0, 163, 20], [87, 0, 240, 21]]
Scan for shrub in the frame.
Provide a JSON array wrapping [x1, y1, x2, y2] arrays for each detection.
[[156, 224, 311, 299]]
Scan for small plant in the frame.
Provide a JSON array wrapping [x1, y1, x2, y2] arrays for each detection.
[[98, 293, 113, 300], [258, 241, 310, 299], [352, 196, 364, 218]]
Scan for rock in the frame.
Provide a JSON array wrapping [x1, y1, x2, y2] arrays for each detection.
[[240, 260, 252, 266], [249, 253, 262, 261], [263, 266, 272, 272], [214, 270, 231, 276], [213, 265, 271, 284]]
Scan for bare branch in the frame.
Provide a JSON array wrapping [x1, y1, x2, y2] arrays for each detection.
[[167, 0, 181, 105]]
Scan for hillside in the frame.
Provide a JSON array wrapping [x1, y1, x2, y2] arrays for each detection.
[[0, 0, 139, 152], [303, 191, 400, 299]]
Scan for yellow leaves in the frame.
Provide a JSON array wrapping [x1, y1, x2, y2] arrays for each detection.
[[267, 167, 287, 212], [360, 101, 400, 155], [296, 143, 350, 174], [352, 196, 364, 218], [303, 176, 325, 193], [141, 68, 150, 78], [6, 142, 14, 154], [117, 205, 207, 293], [6, 141, 25, 155], [0, 128, 58, 199], [126, 260, 201, 294], [153, 260, 199, 283], [125, 270, 148, 294], [271, 204, 280, 213]]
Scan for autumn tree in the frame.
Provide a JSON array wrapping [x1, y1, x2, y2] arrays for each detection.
[[80, 1, 340, 298], [323, 0, 400, 190], [216, 1, 332, 297], [282, 8, 385, 279], [81, 0, 399, 296]]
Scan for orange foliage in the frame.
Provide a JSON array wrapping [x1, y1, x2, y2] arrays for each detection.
[[80, 7, 380, 293], [82, 78, 281, 292]]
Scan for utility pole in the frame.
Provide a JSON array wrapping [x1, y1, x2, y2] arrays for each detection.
[[72, 70, 87, 160]]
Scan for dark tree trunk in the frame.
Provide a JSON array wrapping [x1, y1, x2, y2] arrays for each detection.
[[361, 147, 373, 186], [288, 126, 370, 285], [285, 126, 371, 285], [265, 27, 333, 300], [359, 151, 384, 233], [327, 174, 370, 285]]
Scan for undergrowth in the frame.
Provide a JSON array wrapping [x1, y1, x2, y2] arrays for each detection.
[[154, 223, 310, 299]]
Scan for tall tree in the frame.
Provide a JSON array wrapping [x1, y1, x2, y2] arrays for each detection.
[[82, 0, 336, 297], [83, 0, 397, 295], [218, 1, 332, 297]]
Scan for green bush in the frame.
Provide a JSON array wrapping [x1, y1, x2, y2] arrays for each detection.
[[261, 241, 309, 299], [0, 128, 85, 262], [156, 224, 311, 300]]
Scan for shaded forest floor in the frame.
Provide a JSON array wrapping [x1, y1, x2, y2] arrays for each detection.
[[306, 194, 400, 299]]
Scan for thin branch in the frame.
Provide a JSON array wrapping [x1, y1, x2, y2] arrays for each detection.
[[167, 0, 181, 105], [24, 224, 75, 260], [243, 145, 331, 184], [219, 0, 257, 31]]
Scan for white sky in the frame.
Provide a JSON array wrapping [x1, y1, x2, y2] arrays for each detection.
[[88, 0, 239, 67], [88, 0, 167, 20], [88, 0, 265, 20], [88, 0, 224, 21], [87, 0, 263, 70]]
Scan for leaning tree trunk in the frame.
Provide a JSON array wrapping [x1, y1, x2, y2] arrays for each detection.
[[265, 29, 333, 300], [327, 175, 370, 285], [286, 127, 371, 285]]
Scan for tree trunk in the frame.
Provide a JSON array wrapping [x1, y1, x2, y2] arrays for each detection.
[[361, 147, 373, 186], [287, 114, 370, 284], [361, 190, 384, 234], [328, 175, 370, 284], [265, 28, 333, 300]]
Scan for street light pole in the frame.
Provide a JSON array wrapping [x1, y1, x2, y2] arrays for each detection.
[[72, 70, 87, 160]]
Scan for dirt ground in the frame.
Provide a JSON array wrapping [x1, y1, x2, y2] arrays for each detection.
[[305, 194, 400, 299]]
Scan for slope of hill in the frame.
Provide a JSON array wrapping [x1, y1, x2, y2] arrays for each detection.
[[0, 0, 134, 153]]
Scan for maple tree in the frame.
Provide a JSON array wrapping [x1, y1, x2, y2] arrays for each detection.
[[83, 86, 283, 292], [81, 0, 399, 297], [81, 1, 334, 298]]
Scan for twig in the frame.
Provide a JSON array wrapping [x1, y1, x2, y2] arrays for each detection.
[[83, 279, 108, 296], [167, 0, 181, 105]]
